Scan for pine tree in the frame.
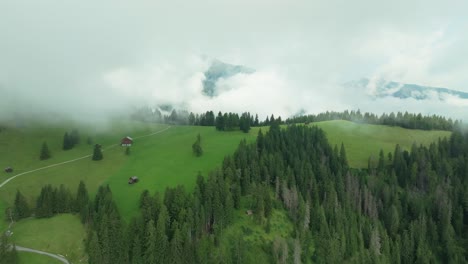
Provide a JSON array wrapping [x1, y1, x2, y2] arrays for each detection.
[[62, 132, 72, 150], [216, 111, 225, 131], [87, 231, 101, 264], [192, 134, 203, 157], [155, 206, 168, 263], [125, 147, 131, 156], [75, 181, 89, 213], [92, 144, 103, 161], [131, 235, 143, 264], [13, 190, 30, 220], [144, 220, 157, 264], [169, 227, 183, 264], [70, 129, 80, 146], [39, 141, 51, 160]]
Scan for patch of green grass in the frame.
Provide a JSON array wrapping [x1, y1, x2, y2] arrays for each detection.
[[0, 122, 168, 212], [312, 120, 451, 168], [11, 214, 86, 264], [106, 126, 260, 221], [219, 207, 294, 263], [0, 120, 167, 178], [17, 251, 63, 264]]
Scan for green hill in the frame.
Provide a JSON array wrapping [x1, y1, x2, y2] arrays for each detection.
[[313, 120, 451, 168], [0, 120, 452, 263], [0, 122, 260, 238]]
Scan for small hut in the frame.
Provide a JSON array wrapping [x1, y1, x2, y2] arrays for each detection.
[[4, 167, 13, 173], [121, 136, 133, 147]]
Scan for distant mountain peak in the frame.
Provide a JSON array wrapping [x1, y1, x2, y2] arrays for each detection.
[[202, 60, 255, 97], [345, 78, 468, 101]]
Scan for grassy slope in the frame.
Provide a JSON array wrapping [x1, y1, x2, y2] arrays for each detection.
[[0, 122, 259, 261], [313, 120, 451, 168], [0, 120, 451, 262], [11, 214, 86, 263], [0, 121, 167, 204], [18, 252, 63, 264], [105, 126, 260, 220]]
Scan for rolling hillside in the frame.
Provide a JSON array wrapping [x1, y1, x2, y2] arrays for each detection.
[[0, 120, 452, 263], [313, 120, 451, 168]]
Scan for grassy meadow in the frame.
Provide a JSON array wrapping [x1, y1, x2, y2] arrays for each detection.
[[11, 214, 86, 263], [105, 125, 260, 220], [314, 120, 451, 168], [17, 251, 63, 264]]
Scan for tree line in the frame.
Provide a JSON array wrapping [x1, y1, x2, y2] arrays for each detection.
[[11, 181, 89, 221], [286, 110, 461, 131], [132, 106, 460, 133], [130, 107, 284, 132]]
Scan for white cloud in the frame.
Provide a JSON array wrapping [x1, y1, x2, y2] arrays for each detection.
[[0, 0, 467, 122]]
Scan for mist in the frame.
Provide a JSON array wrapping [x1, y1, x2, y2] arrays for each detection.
[[1, 0, 467, 124]]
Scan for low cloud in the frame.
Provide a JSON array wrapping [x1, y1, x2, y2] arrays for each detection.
[[0, 0, 467, 123]]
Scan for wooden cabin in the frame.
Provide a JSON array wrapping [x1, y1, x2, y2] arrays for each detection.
[[121, 136, 133, 147]]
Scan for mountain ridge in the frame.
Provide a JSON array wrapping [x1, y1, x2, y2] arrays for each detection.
[[346, 78, 468, 100]]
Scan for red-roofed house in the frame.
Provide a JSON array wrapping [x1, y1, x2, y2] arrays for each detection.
[[121, 136, 133, 147]]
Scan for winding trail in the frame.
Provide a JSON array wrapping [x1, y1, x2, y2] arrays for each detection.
[[16, 246, 70, 264], [0, 126, 171, 189], [1, 125, 171, 263]]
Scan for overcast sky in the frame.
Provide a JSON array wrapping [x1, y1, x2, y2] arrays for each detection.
[[1, 0, 467, 122]]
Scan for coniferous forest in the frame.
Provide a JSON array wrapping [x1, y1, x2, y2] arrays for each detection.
[[9, 121, 468, 263]]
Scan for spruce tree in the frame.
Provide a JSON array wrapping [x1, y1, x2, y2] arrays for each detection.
[[75, 180, 89, 213], [192, 134, 203, 157], [92, 144, 103, 161], [62, 132, 72, 150], [39, 141, 51, 160], [155, 206, 168, 263], [144, 220, 157, 264], [13, 190, 30, 220], [131, 235, 143, 264], [169, 227, 183, 264], [87, 231, 101, 264], [70, 129, 80, 146], [215, 111, 225, 131]]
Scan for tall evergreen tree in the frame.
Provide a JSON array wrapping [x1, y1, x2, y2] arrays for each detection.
[[70, 129, 80, 146], [92, 144, 103, 161], [144, 220, 157, 264], [215, 111, 225, 131], [192, 134, 203, 157], [75, 181, 89, 213], [62, 132, 72, 150], [39, 141, 51, 160], [13, 190, 30, 220], [155, 206, 169, 263]]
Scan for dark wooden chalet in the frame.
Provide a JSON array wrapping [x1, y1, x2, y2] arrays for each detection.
[[121, 136, 133, 147]]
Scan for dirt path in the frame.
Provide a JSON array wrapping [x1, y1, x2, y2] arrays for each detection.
[[15, 246, 70, 264], [1, 125, 171, 263], [0, 126, 171, 189]]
